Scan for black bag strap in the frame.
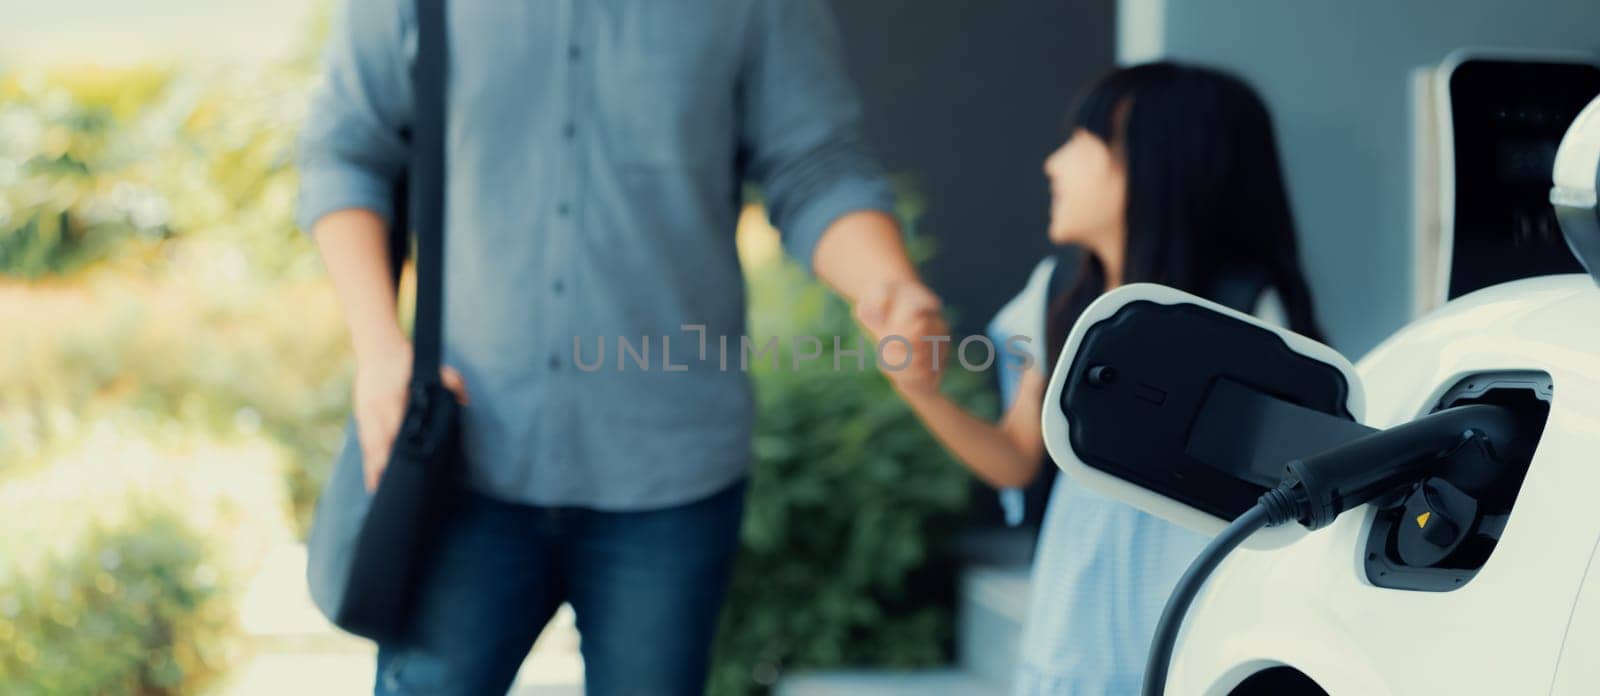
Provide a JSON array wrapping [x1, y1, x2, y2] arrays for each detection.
[[409, 0, 448, 387]]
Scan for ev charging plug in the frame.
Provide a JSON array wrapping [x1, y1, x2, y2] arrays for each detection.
[[1259, 403, 1519, 530], [1145, 403, 1521, 696]]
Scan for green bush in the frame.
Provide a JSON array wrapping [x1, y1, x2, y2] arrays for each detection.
[[0, 506, 235, 695], [0, 63, 346, 537], [708, 249, 994, 695], [0, 70, 177, 278]]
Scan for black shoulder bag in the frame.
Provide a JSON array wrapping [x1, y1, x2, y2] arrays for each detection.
[[306, 0, 461, 643]]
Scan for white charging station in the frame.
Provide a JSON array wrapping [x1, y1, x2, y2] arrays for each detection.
[[1410, 49, 1599, 316], [1046, 66, 1600, 695]]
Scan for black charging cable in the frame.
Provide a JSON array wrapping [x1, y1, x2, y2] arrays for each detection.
[[1140, 404, 1518, 696], [1141, 487, 1291, 695]]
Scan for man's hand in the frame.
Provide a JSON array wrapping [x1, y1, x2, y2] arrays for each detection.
[[353, 341, 470, 492], [855, 279, 949, 396], [808, 210, 947, 393]]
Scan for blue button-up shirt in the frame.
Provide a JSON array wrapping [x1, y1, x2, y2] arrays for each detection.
[[297, 0, 896, 510]]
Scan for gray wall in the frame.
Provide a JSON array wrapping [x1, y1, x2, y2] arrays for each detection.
[[1152, 0, 1600, 356], [829, 0, 1116, 337]]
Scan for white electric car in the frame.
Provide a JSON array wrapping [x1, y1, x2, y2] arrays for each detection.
[[1041, 95, 1600, 695]]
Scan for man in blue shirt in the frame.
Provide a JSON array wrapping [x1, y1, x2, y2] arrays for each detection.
[[298, 1, 946, 693]]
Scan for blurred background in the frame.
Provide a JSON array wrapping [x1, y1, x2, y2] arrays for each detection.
[[1, 0, 1598, 694]]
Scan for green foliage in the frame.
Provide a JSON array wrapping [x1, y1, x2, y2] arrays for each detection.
[[0, 506, 235, 695], [0, 60, 319, 281], [0, 62, 344, 537], [709, 254, 995, 696], [0, 70, 178, 277], [0, 277, 351, 537], [0, 13, 329, 695]]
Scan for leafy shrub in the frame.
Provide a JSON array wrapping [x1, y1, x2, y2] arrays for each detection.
[[0, 63, 346, 537], [0, 506, 236, 695], [708, 230, 995, 695], [0, 273, 351, 538], [0, 70, 177, 277]]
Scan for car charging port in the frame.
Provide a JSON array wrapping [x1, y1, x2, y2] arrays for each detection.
[[1363, 371, 1552, 591]]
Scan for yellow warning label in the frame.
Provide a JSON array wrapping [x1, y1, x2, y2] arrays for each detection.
[[1416, 511, 1432, 529]]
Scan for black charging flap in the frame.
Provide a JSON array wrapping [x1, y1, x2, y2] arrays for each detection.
[[1051, 287, 1361, 524]]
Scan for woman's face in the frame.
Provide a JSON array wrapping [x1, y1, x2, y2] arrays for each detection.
[[1044, 128, 1126, 248]]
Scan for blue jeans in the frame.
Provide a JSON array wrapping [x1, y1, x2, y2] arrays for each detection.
[[374, 480, 746, 695]]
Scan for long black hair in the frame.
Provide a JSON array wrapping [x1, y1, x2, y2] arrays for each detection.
[[1045, 62, 1325, 367]]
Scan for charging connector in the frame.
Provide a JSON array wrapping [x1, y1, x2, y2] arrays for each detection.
[[1141, 404, 1519, 695], [1272, 404, 1517, 530]]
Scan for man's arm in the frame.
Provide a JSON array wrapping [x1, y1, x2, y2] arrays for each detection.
[[811, 210, 918, 303], [298, 0, 413, 232], [299, 0, 464, 489], [314, 210, 414, 491], [314, 210, 406, 365], [739, 0, 947, 390]]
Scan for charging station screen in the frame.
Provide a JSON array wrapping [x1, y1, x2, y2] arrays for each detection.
[[1448, 59, 1600, 299]]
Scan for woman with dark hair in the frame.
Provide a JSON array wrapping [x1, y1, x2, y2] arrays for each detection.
[[886, 62, 1324, 692]]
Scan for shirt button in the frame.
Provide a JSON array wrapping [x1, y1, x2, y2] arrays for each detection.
[[548, 354, 561, 371], [568, 45, 581, 61], [552, 279, 565, 294], [562, 123, 577, 140], [557, 202, 571, 217]]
